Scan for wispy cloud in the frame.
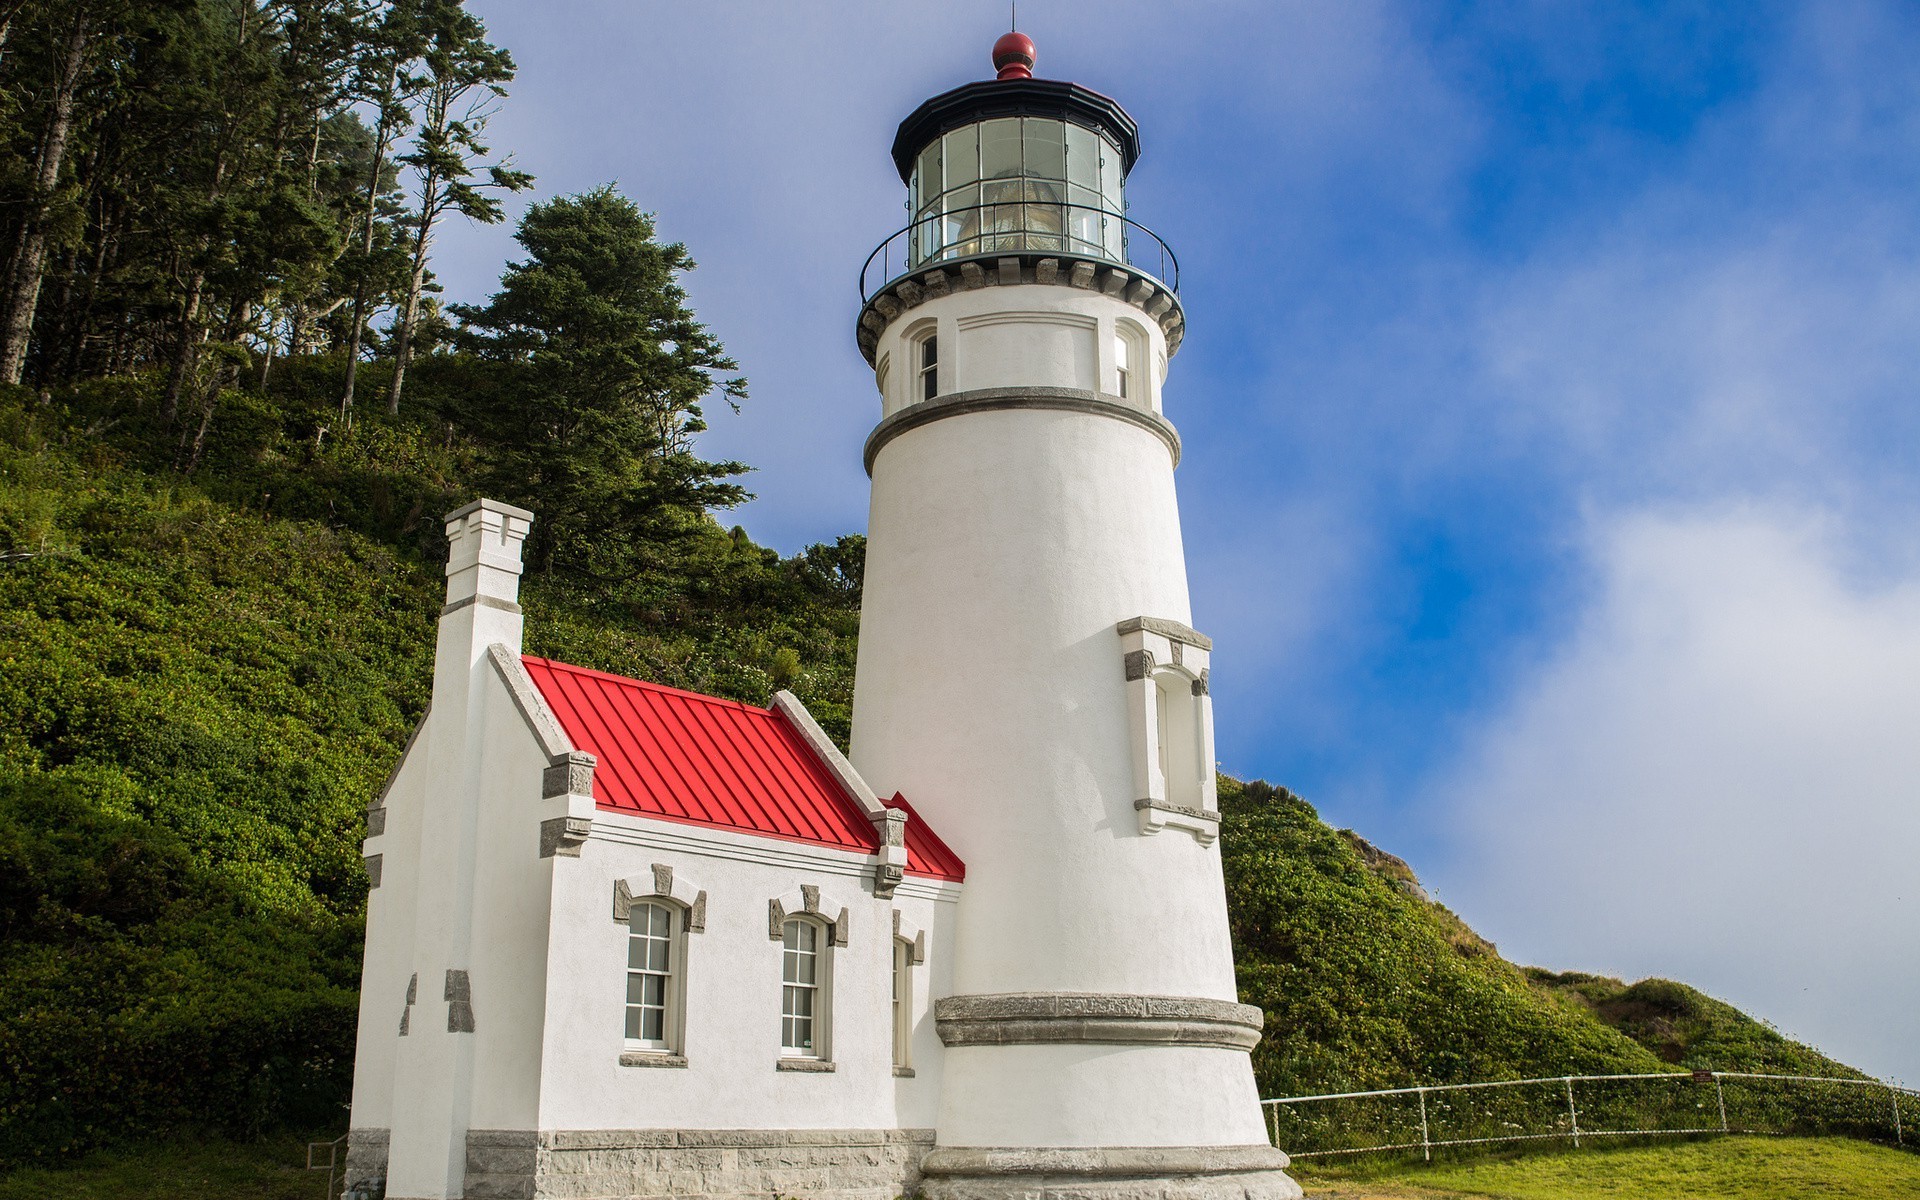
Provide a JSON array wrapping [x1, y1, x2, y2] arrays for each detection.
[[1430, 505, 1920, 1084]]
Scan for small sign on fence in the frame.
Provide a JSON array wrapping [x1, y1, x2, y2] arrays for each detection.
[[1691, 1069, 1714, 1084]]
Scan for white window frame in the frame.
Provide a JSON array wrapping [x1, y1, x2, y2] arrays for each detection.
[[780, 915, 833, 1061], [917, 329, 940, 402], [892, 936, 915, 1072], [624, 900, 685, 1054], [1114, 320, 1149, 409]]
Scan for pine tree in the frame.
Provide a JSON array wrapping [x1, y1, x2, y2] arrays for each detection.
[[383, 0, 526, 416], [452, 186, 749, 578]]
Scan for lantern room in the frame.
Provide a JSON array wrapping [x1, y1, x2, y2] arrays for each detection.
[[887, 34, 1144, 272]]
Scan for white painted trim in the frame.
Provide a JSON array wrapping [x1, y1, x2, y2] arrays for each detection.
[[486, 644, 572, 759], [584, 809, 963, 901], [956, 309, 1098, 332], [770, 691, 887, 819]]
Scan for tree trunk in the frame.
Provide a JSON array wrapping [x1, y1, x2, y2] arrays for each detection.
[[341, 58, 402, 420], [161, 270, 207, 422], [0, 21, 90, 385], [387, 165, 441, 417], [386, 244, 428, 415]]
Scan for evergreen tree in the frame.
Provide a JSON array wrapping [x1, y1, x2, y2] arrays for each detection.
[[452, 186, 749, 578], [383, 0, 527, 415]]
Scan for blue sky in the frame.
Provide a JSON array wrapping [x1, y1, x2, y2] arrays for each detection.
[[436, 2, 1920, 1086]]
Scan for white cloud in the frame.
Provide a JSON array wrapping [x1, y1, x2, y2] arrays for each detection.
[[1431, 505, 1920, 1084]]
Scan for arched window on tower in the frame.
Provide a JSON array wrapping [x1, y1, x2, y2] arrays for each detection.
[[1114, 320, 1150, 410], [918, 329, 940, 401]]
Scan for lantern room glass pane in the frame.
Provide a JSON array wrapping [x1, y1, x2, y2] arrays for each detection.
[[945, 126, 978, 187], [917, 143, 942, 203], [1066, 124, 1100, 190], [1024, 118, 1066, 180], [981, 118, 1022, 179]]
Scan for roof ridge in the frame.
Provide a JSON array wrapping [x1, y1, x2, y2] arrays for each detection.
[[521, 655, 771, 714]]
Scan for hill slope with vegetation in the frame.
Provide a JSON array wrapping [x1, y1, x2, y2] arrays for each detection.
[[0, 0, 1865, 1173]]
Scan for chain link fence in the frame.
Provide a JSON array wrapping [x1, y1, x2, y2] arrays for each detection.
[[1265, 1072, 1915, 1161]]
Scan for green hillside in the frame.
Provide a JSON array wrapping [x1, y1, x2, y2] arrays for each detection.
[[1217, 777, 1861, 1097]]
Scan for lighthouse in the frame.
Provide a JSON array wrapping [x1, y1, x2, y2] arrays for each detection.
[[850, 32, 1303, 1200]]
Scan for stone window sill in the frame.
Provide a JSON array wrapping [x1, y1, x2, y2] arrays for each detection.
[[1134, 799, 1221, 845], [776, 1057, 836, 1073], [619, 1051, 687, 1069], [893, 1065, 916, 1078]]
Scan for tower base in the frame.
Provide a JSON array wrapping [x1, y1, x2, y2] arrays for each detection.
[[918, 1145, 1303, 1200]]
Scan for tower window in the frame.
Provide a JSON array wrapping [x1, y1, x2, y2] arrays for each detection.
[[1154, 673, 1204, 810], [1115, 332, 1131, 400], [919, 333, 939, 401], [625, 901, 677, 1050], [781, 917, 830, 1058]]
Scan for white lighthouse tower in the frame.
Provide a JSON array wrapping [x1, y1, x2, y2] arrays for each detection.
[[850, 33, 1302, 1200]]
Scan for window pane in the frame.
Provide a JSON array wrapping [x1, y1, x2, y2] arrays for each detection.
[[628, 936, 647, 970], [1023, 118, 1066, 181], [1066, 123, 1100, 188], [782, 921, 800, 951], [917, 142, 942, 205], [642, 974, 665, 1006], [982, 178, 1021, 205], [627, 973, 648, 1005], [641, 1006, 663, 1041], [625, 1007, 643, 1040], [981, 118, 1021, 179], [945, 126, 978, 186], [1098, 135, 1124, 200]]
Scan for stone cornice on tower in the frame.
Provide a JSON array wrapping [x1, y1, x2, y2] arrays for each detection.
[[857, 252, 1183, 366]]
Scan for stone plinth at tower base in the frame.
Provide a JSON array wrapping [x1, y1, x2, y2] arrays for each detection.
[[917, 1145, 1304, 1200]]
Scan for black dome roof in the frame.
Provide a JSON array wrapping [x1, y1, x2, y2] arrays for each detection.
[[890, 77, 1141, 184]]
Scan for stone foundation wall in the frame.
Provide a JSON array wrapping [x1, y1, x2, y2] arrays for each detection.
[[464, 1127, 937, 1200], [343, 1128, 389, 1197]]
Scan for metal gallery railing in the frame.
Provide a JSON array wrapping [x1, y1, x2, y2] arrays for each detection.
[[860, 201, 1178, 302], [1263, 1071, 1915, 1161]]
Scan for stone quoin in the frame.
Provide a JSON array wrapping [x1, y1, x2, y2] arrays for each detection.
[[344, 33, 1300, 1200]]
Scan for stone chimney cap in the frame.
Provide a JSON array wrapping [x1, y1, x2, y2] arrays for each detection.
[[444, 497, 535, 524]]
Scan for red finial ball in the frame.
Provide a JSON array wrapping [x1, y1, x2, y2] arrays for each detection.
[[993, 31, 1036, 80]]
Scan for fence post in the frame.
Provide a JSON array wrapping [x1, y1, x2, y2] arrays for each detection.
[[1894, 1087, 1904, 1147], [1418, 1087, 1431, 1164], [1565, 1077, 1580, 1149], [1716, 1074, 1729, 1134]]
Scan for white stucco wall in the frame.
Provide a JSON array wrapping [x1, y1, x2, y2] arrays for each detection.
[[461, 678, 561, 1131], [875, 284, 1169, 415], [537, 813, 957, 1133], [349, 720, 431, 1136]]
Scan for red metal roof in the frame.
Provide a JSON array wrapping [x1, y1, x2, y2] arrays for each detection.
[[521, 656, 964, 881]]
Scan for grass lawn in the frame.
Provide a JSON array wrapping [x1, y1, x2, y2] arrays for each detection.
[[0, 1134, 333, 1200], [1295, 1135, 1920, 1199]]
